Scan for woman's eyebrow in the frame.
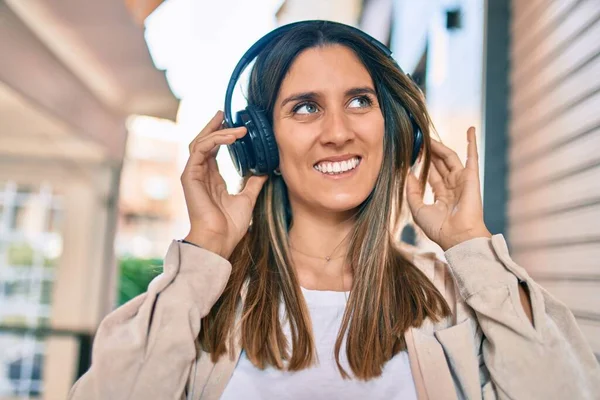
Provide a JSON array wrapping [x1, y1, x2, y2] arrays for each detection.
[[279, 86, 377, 108], [345, 86, 377, 97], [280, 92, 318, 108]]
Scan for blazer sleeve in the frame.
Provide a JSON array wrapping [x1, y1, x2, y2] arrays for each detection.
[[444, 234, 600, 400], [68, 240, 232, 400]]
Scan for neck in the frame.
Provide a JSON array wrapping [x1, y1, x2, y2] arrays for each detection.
[[287, 202, 356, 291], [288, 207, 356, 258]]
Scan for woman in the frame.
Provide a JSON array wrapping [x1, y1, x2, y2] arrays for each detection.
[[69, 21, 600, 400]]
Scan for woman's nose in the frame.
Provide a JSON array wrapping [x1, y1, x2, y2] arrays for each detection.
[[319, 110, 355, 146]]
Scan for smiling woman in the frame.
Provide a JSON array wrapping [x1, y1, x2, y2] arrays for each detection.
[[69, 20, 600, 400], [207, 24, 448, 389]]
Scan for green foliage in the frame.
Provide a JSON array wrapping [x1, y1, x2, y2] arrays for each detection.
[[7, 243, 34, 265], [118, 257, 163, 305], [7, 242, 57, 267]]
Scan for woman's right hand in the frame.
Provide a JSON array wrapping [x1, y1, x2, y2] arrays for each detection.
[[181, 111, 268, 259]]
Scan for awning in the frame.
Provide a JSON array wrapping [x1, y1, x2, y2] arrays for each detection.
[[0, 0, 179, 162]]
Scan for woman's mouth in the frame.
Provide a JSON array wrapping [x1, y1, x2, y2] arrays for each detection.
[[313, 156, 361, 177]]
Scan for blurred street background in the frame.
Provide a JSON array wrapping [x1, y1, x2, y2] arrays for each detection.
[[0, 0, 598, 398]]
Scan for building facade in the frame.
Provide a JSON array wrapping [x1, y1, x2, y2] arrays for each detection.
[[0, 0, 178, 398]]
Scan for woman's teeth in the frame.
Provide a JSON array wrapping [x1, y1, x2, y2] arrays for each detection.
[[314, 157, 360, 175]]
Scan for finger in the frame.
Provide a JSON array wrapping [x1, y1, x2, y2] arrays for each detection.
[[430, 139, 464, 173], [430, 153, 450, 178], [465, 127, 479, 173], [190, 134, 238, 165], [207, 154, 221, 174], [405, 172, 425, 217], [189, 111, 224, 153], [191, 126, 246, 156], [207, 156, 227, 190], [239, 175, 269, 206], [193, 126, 246, 155], [207, 126, 247, 157], [428, 162, 449, 197]]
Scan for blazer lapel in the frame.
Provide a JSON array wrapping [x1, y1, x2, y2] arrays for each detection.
[[406, 327, 459, 400], [405, 251, 459, 400]]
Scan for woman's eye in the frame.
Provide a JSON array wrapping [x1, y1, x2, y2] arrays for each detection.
[[348, 96, 372, 108], [293, 103, 319, 115]]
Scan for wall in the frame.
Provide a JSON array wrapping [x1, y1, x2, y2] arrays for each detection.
[[508, 0, 600, 358]]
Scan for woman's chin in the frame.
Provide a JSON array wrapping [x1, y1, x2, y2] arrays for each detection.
[[317, 193, 368, 214]]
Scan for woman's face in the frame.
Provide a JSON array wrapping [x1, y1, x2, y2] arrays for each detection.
[[272, 44, 385, 216]]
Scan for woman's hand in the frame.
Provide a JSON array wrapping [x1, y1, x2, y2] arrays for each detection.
[[406, 127, 491, 251], [181, 111, 268, 258]]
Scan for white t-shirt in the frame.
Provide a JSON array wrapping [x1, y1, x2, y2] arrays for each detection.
[[221, 287, 418, 400]]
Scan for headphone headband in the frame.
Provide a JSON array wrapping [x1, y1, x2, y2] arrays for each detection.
[[223, 20, 399, 127]]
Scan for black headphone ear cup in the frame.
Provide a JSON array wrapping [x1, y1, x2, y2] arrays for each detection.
[[410, 115, 423, 166], [246, 105, 279, 174], [227, 109, 253, 176], [227, 136, 249, 177]]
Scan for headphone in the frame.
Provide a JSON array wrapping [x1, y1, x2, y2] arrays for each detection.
[[223, 20, 423, 177]]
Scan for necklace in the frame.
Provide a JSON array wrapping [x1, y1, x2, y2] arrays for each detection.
[[288, 231, 351, 263], [289, 245, 345, 263], [289, 232, 352, 296]]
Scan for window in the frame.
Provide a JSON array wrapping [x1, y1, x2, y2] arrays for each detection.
[[0, 181, 63, 398]]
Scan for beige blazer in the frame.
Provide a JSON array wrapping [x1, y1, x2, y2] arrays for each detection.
[[68, 235, 600, 399]]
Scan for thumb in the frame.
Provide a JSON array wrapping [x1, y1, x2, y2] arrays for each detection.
[[406, 172, 425, 218], [240, 175, 268, 206]]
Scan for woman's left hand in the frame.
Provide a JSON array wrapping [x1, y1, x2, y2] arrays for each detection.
[[406, 127, 492, 251]]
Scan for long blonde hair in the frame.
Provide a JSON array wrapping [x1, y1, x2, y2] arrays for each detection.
[[199, 21, 450, 380]]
